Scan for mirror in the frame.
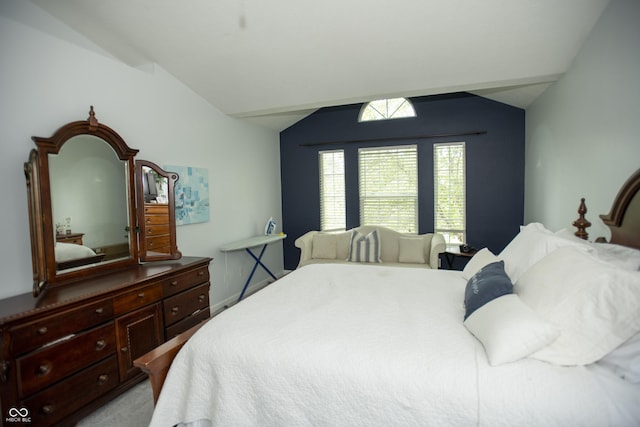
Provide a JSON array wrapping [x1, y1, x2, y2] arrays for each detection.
[[136, 160, 182, 262], [50, 135, 131, 271], [25, 107, 181, 296]]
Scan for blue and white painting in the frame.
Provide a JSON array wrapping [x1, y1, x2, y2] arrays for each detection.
[[165, 165, 210, 226]]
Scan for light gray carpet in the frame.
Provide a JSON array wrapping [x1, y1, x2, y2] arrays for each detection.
[[77, 379, 154, 426]]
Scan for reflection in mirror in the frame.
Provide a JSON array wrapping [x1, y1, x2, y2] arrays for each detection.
[[49, 135, 131, 271], [142, 166, 169, 205], [137, 160, 181, 262], [142, 166, 170, 254]]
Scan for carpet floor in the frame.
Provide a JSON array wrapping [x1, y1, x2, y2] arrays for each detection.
[[77, 379, 154, 426]]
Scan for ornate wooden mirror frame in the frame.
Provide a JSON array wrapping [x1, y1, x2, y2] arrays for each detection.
[[24, 107, 181, 296]]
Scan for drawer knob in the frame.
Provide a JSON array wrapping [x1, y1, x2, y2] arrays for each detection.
[[95, 307, 104, 315], [138, 292, 145, 298], [95, 339, 107, 351], [170, 280, 179, 287], [41, 405, 54, 415], [37, 326, 48, 335], [198, 294, 205, 302], [148, 228, 153, 233], [197, 271, 205, 276], [97, 374, 109, 385], [121, 347, 128, 353], [37, 364, 51, 376], [171, 306, 180, 315]]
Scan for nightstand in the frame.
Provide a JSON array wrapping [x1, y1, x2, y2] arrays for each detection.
[[443, 245, 478, 269], [56, 232, 85, 245]]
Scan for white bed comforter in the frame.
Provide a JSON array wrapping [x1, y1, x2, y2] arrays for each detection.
[[150, 263, 624, 427], [54, 241, 97, 262]]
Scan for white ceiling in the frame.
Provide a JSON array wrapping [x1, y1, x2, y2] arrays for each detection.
[[29, 0, 610, 131]]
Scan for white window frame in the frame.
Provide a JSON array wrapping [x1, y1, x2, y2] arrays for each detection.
[[358, 145, 418, 233], [319, 150, 346, 231], [358, 98, 416, 122], [434, 142, 466, 245]]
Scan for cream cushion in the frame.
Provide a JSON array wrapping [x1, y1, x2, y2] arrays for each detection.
[[311, 233, 338, 260], [398, 237, 426, 264], [335, 231, 353, 260], [310, 232, 352, 260]]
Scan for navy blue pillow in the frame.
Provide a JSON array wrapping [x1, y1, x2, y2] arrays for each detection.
[[464, 261, 513, 320]]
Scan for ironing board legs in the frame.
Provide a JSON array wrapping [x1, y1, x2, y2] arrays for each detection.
[[237, 244, 278, 302]]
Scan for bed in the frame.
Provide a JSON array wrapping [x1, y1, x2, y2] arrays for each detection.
[[54, 241, 105, 270], [143, 169, 640, 427]]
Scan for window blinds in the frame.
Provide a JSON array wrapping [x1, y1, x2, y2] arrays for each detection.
[[319, 150, 346, 231], [358, 145, 418, 233], [434, 142, 466, 244]]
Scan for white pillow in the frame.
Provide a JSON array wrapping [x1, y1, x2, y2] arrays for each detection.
[[462, 248, 501, 280], [515, 246, 640, 366], [592, 243, 640, 271], [311, 234, 337, 259], [499, 223, 592, 283], [598, 332, 640, 383], [555, 229, 640, 271], [464, 294, 559, 366], [348, 230, 381, 263], [398, 237, 425, 264]]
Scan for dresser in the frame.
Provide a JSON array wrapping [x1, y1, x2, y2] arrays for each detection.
[[142, 204, 171, 254], [0, 256, 211, 426], [55, 233, 84, 245]]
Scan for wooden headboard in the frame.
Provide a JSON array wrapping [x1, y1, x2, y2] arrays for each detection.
[[599, 168, 640, 250]]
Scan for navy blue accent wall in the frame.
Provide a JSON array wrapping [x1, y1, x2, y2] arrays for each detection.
[[280, 93, 525, 270]]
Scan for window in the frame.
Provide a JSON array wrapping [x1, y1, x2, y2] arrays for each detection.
[[319, 150, 346, 231], [359, 145, 418, 232], [358, 98, 416, 122], [434, 142, 466, 245]]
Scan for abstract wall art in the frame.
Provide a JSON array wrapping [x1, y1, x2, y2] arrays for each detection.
[[165, 165, 210, 225]]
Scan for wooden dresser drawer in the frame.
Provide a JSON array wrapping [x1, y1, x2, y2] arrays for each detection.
[[23, 356, 119, 426], [165, 308, 210, 340], [145, 223, 170, 236], [146, 235, 171, 252], [10, 299, 113, 356], [113, 282, 163, 315], [144, 204, 169, 215], [163, 265, 210, 297], [163, 283, 210, 327], [18, 323, 116, 397], [144, 215, 169, 226]]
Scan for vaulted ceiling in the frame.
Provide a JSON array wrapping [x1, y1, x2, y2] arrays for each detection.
[[30, 0, 610, 131]]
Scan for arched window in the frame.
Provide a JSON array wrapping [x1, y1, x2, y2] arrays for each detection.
[[358, 97, 416, 122]]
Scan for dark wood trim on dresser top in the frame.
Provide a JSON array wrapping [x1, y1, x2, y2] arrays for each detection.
[[0, 256, 212, 426]]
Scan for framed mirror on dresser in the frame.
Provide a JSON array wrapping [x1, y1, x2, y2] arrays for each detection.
[[0, 107, 211, 426]]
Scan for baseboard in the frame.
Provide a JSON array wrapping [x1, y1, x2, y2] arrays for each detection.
[[209, 269, 290, 315]]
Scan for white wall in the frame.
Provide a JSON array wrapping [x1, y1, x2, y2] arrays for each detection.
[[0, 2, 284, 305], [525, 0, 640, 240]]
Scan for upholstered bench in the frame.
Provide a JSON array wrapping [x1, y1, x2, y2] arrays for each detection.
[[294, 225, 446, 269]]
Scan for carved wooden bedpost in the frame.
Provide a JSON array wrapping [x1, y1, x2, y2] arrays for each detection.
[[573, 198, 591, 240]]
